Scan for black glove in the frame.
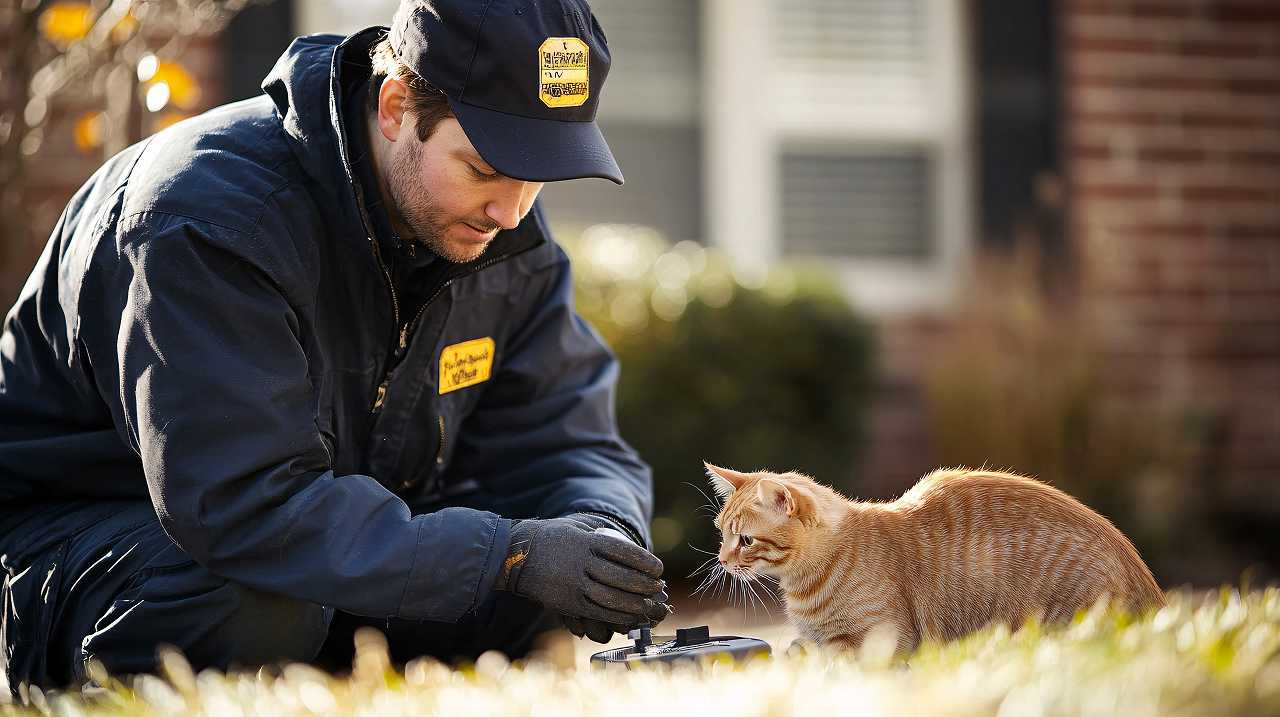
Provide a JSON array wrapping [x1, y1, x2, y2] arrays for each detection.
[[560, 512, 645, 545], [556, 513, 670, 642], [561, 615, 629, 644], [495, 517, 669, 628]]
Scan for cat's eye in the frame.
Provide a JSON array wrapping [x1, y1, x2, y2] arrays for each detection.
[[739, 534, 754, 547]]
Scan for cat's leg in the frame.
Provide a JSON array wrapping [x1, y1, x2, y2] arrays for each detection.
[[786, 637, 819, 657], [827, 606, 918, 656]]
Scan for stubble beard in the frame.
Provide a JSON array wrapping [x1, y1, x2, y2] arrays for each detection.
[[386, 140, 495, 264]]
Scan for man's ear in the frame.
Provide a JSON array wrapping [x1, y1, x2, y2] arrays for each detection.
[[376, 76, 408, 142], [705, 462, 751, 500], [755, 479, 819, 525]]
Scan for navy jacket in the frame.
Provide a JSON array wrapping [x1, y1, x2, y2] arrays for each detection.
[[0, 29, 653, 622]]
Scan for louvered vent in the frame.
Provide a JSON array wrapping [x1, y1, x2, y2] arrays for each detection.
[[780, 151, 931, 258], [773, 0, 930, 113], [585, 0, 700, 121]]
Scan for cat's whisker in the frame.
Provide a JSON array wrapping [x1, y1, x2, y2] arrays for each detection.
[[734, 568, 752, 606], [712, 568, 729, 603], [688, 555, 717, 573], [734, 568, 765, 617], [686, 543, 717, 557], [690, 562, 725, 600], [735, 569, 759, 615], [744, 571, 776, 614], [711, 574, 728, 604], [683, 481, 723, 513], [686, 555, 718, 580], [690, 571, 711, 596]]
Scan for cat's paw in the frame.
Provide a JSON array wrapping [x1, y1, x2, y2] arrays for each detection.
[[786, 637, 818, 657]]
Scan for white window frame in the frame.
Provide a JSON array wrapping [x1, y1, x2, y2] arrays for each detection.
[[702, 0, 972, 314]]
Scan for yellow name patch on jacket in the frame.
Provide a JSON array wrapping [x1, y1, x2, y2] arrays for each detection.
[[440, 337, 494, 394]]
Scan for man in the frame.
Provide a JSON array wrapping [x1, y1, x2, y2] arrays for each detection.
[[0, 0, 667, 692]]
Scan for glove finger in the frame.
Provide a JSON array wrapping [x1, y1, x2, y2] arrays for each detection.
[[583, 580, 655, 616], [585, 558, 664, 596], [589, 535, 664, 578], [583, 584, 671, 626], [583, 620, 616, 644], [562, 615, 588, 638], [646, 599, 673, 624], [580, 590, 650, 626]]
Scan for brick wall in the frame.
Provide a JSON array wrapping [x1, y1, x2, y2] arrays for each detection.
[[853, 1, 1279, 531], [1061, 0, 1280, 508]]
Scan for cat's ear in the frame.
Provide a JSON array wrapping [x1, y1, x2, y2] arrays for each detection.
[[756, 479, 818, 525], [755, 479, 795, 516], [705, 462, 750, 499]]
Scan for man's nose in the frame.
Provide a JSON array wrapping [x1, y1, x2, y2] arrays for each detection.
[[484, 181, 533, 230]]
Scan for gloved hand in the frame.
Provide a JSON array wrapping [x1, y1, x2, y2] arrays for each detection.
[[560, 511, 643, 544], [495, 517, 670, 629], [557, 513, 671, 643], [561, 615, 629, 644]]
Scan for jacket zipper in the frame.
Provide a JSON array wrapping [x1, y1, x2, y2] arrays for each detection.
[[365, 236, 398, 413], [435, 414, 446, 466], [370, 244, 541, 413], [330, 57, 404, 414], [413, 413, 446, 495]]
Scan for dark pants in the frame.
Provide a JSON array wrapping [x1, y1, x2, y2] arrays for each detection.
[[0, 499, 557, 695]]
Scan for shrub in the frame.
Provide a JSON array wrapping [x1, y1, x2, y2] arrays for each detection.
[[562, 226, 876, 582]]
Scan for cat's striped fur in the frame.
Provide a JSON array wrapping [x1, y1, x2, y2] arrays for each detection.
[[708, 464, 1165, 654]]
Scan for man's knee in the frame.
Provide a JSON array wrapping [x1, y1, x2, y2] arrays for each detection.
[[80, 564, 332, 679], [318, 593, 559, 669], [479, 592, 562, 659], [211, 583, 334, 666]]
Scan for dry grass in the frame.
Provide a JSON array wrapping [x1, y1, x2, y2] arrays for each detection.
[[6, 589, 1280, 717]]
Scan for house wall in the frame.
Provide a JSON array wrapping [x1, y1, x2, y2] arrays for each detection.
[[1061, 0, 1280, 544]]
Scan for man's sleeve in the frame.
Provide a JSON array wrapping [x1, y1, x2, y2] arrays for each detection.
[[106, 213, 506, 623], [445, 245, 654, 549]]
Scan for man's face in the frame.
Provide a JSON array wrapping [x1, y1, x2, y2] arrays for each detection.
[[384, 116, 544, 263]]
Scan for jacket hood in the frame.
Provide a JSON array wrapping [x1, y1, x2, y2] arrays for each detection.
[[261, 27, 386, 236]]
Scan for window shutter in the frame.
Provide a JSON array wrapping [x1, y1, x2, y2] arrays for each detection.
[[773, 0, 930, 113], [780, 151, 932, 258]]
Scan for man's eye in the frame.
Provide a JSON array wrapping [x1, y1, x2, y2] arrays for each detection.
[[468, 164, 497, 179], [740, 535, 754, 547]]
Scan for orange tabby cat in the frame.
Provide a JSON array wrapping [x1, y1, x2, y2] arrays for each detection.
[[707, 463, 1165, 654]]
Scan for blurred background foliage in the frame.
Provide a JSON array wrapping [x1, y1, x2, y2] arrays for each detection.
[[561, 225, 876, 582], [919, 245, 1249, 587], [1, 0, 257, 307]]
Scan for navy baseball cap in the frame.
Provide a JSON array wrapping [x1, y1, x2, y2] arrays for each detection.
[[389, 0, 623, 184]]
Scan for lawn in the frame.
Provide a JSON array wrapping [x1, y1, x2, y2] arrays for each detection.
[[5, 588, 1279, 716]]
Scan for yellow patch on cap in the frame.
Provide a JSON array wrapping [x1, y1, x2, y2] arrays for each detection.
[[439, 337, 495, 394], [538, 37, 590, 108]]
